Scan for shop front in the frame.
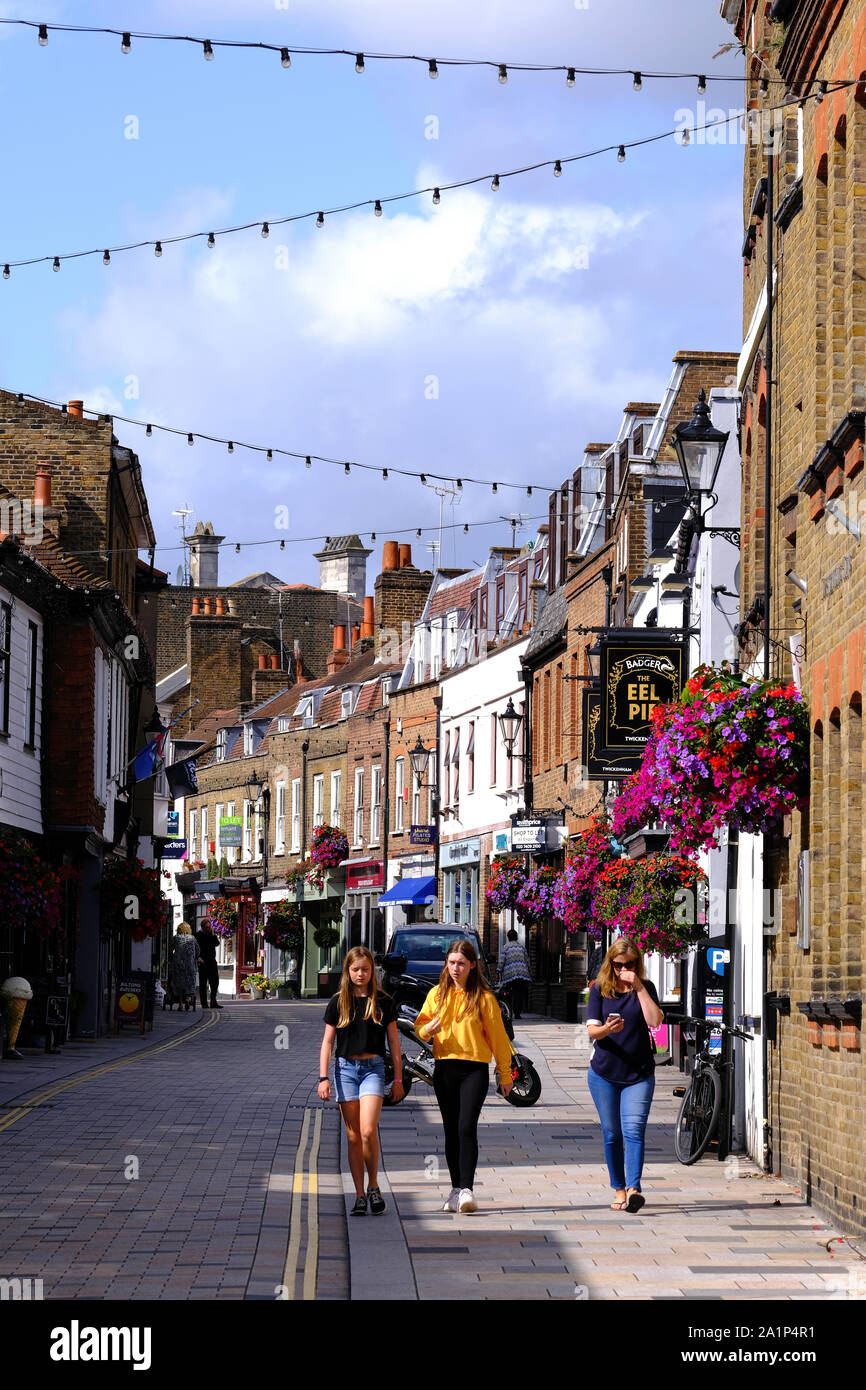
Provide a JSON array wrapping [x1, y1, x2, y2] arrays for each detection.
[[176, 870, 260, 998], [440, 837, 481, 928], [342, 859, 385, 955]]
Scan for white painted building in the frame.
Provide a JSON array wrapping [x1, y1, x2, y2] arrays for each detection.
[[0, 583, 43, 836]]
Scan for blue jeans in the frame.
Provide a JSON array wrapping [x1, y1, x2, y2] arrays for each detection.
[[587, 1068, 655, 1192], [334, 1056, 386, 1102]]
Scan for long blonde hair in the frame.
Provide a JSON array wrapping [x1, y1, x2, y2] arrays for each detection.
[[336, 946, 383, 1028], [596, 937, 646, 999], [435, 938, 491, 1021]]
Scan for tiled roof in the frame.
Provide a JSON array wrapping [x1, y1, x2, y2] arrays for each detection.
[[25, 535, 112, 591], [184, 708, 242, 745], [316, 691, 343, 726], [427, 572, 481, 619], [353, 680, 381, 716], [525, 583, 567, 662]]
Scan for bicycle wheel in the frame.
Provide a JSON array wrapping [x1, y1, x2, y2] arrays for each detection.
[[674, 1066, 722, 1164]]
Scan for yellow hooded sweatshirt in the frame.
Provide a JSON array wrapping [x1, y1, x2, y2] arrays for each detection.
[[414, 983, 514, 1082]]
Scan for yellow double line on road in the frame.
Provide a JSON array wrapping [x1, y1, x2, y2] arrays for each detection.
[[0, 1008, 220, 1134], [282, 1106, 322, 1301]]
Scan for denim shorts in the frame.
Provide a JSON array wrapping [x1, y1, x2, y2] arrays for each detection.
[[334, 1056, 386, 1102]]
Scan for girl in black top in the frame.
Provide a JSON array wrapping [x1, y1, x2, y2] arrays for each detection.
[[318, 947, 403, 1215]]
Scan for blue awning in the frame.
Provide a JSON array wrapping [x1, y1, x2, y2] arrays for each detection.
[[377, 875, 436, 906]]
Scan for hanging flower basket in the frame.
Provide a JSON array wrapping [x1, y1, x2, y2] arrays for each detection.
[[552, 817, 617, 938], [612, 664, 810, 854], [515, 867, 563, 926], [310, 825, 349, 869], [485, 855, 528, 911], [0, 831, 65, 941], [101, 857, 165, 942], [313, 922, 341, 951], [592, 853, 708, 958], [206, 898, 239, 939], [263, 899, 304, 953]]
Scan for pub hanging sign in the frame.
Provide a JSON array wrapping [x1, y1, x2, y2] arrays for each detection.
[[581, 689, 639, 782], [599, 636, 684, 762]]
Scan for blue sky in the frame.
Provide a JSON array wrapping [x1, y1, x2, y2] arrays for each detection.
[[0, 0, 745, 587]]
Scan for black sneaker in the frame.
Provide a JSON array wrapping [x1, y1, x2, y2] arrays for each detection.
[[367, 1186, 386, 1214], [351, 1195, 368, 1216]]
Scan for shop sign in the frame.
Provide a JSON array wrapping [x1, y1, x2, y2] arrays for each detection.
[[510, 818, 547, 850], [219, 816, 243, 847], [114, 977, 145, 1033], [162, 837, 188, 860], [166, 811, 180, 838], [581, 689, 640, 781], [410, 825, 437, 846], [599, 636, 684, 759], [346, 862, 384, 890], [440, 837, 481, 868]]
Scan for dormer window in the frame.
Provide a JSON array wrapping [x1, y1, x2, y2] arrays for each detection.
[[244, 724, 254, 756], [342, 689, 354, 718], [216, 728, 227, 762], [278, 715, 289, 733]]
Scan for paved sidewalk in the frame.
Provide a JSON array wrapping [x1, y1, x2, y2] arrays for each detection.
[[359, 1016, 859, 1301]]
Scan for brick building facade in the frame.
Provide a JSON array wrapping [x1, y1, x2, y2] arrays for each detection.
[[724, 0, 866, 1234]]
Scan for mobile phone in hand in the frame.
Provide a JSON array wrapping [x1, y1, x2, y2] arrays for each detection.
[[608, 1012, 622, 1023]]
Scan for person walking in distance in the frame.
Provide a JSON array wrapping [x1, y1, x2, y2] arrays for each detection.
[[168, 922, 199, 1012], [415, 938, 513, 1214], [195, 918, 222, 1009], [497, 928, 532, 1019], [586, 938, 663, 1214], [318, 947, 403, 1216]]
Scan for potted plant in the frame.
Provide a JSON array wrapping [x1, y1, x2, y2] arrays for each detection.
[[242, 972, 270, 1001], [592, 853, 709, 958], [309, 825, 349, 870], [485, 854, 528, 912]]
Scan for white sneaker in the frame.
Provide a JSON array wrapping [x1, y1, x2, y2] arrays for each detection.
[[442, 1188, 461, 1212], [458, 1188, 477, 1213]]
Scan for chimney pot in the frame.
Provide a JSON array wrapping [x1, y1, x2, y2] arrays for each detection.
[[361, 595, 375, 638], [202, 596, 213, 616], [333, 623, 347, 652], [191, 596, 201, 615], [68, 400, 84, 419], [382, 540, 399, 572], [269, 654, 279, 670], [399, 543, 412, 568], [215, 595, 225, 616], [351, 624, 360, 648], [34, 466, 53, 508], [258, 653, 267, 670]]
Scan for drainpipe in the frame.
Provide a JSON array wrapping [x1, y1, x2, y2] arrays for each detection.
[[301, 740, 310, 861], [761, 142, 775, 1172]]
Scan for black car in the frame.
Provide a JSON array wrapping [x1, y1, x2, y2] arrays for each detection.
[[379, 924, 491, 994]]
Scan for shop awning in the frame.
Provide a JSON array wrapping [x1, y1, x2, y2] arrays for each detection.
[[378, 875, 436, 906]]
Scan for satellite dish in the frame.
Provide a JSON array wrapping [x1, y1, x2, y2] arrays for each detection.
[[176, 566, 184, 586]]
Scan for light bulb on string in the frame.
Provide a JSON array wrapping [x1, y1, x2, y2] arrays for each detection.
[[566, 68, 575, 87], [316, 212, 324, 228], [491, 173, 500, 191], [121, 33, 131, 55], [382, 469, 388, 479], [227, 441, 234, 454], [553, 159, 563, 177], [420, 474, 427, 484], [2, 266, 9, 280], [416, 528, 422, 538], [280, 538, 285, 549], [428, 59, 438, 79], [207, 232, 215, 248], [102, 250, 110, 265], [203, 41, 214, 61], [38, 24, 48, 45], [463, 524, 469, 534], [617, 145, 626, 163], [280, 48, 291, 69], [344, 463, 351, 475], [355, 53, 365, 73], [371, 532, 376, 542], [432, 188, 441, 205], [52, 257, 60, 272], [498, 64, 508, 84], [681, 126, 691, 146], [697, 74, 707, 95], [374, 200, 383, 217], [526, 486, 532, 496], [154, 241, 163, 257], [146, 424, 153, 438], [266, 449, 273, 461], [305, 455, 312, 467], [261, 222, 269, 238], [492, 482, 498, 493], [187, 433, 194, 446], [456, 479, 463, 490], [235, 543, 240, 553], [632, 71, 642, 91]]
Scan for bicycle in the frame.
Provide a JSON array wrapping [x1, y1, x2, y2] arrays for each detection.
[[669, 1014, 753, 1164]]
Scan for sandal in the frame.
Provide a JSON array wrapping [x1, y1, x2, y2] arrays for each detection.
[[610, 1191, 628, 1210], [626, 1189, 646, 1214]]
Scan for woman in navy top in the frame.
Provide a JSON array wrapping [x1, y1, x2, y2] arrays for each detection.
[[586, 938, 664, 1213]]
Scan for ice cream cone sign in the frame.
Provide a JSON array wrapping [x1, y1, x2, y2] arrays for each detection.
[[1, 977, 33, 1057]]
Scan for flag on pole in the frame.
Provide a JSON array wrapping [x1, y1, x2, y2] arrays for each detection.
[[165, 757, 199, 799], [132, 731, 165, 782]]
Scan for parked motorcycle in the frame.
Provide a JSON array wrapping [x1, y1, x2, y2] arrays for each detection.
[[382, 994, 542, 1109], [389, 968, 514, 1041]]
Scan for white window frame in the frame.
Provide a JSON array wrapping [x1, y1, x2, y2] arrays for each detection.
[[189, 808, 198, 862], [370, 765, 382, 845], [430, 619, 443, 679], [330, 770, 342, 829], [94, 649, 108, 805], [216, 728, 227, 761], [201, 806, 209, 861], [313, 774, 325, 829], [412, 768, 421, 828], [243, 799, 252, 862], [253, 797, 263, 861], [291, 779, 301, 853], [394, 757, 405, 831], [278, 715, 290, 733], [244, 724, 254, 756], [353, 767, 365, 847], [275, 783, 286, 853], [447, 610, 459, 667]]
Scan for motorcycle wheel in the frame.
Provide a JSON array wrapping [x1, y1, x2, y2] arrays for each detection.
[[502, 1054, 542, 1107], [382, 1063, 412, 1107]]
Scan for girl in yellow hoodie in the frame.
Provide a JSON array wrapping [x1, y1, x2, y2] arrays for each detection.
[[414, 938, 513, 1213]]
